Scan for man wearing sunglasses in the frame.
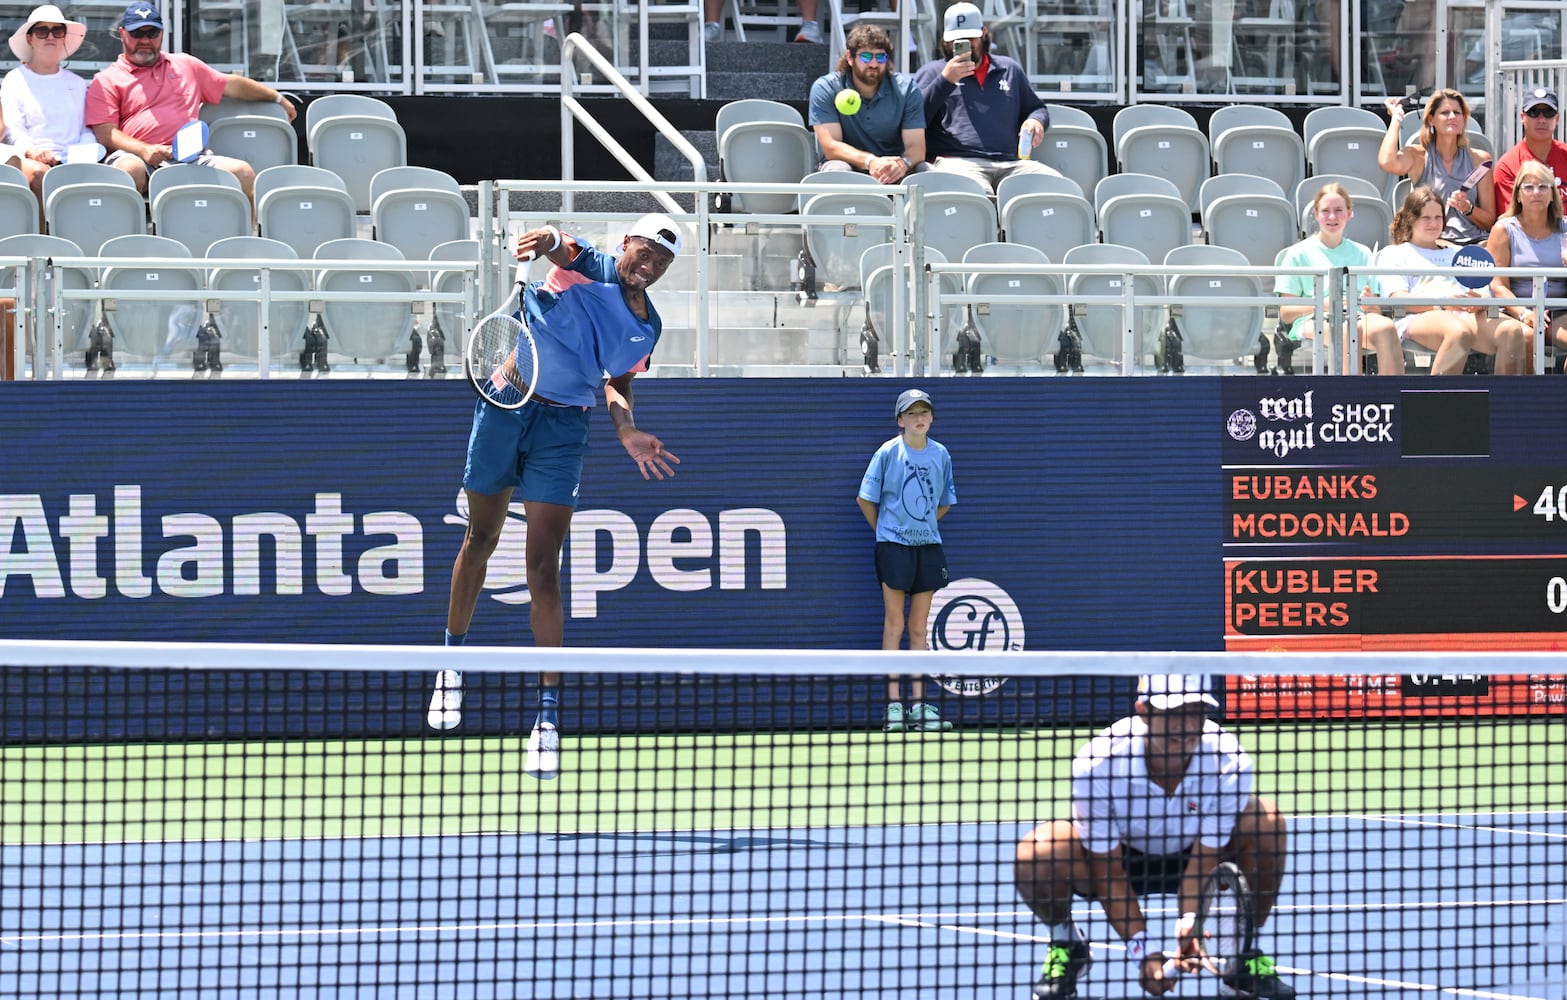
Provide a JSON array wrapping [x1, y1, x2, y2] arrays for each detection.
[[84, 2, 297, 200], [1492, 87, 1567, 212], [912, 1, 1058, 195], [807, 24, 925, 183]]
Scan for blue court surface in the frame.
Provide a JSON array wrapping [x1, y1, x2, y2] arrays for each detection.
[[0, 812, 1561, 999]]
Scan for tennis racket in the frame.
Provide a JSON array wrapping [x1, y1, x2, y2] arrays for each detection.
[[464, 262, 539, 410], [1158, 861, 1256, 981]]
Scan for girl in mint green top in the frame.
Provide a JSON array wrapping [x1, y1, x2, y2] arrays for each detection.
[[1274, 182, 1402, 374]]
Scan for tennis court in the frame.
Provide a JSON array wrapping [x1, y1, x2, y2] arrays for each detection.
[[1, 694, 1562, 1000]]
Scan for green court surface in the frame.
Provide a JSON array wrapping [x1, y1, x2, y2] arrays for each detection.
[[2, 721, 1561, 842]]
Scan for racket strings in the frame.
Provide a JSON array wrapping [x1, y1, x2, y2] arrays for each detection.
[[466, 313, 537, 409]]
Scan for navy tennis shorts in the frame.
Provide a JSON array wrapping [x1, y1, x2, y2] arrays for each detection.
[[463, 398, 591, 506], [875, 541, 949, 595]]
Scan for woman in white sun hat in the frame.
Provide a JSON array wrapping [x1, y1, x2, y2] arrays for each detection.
[[2, 4, 95, 215]]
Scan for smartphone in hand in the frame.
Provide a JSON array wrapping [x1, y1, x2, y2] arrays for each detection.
[[953, 38, 971, 59]]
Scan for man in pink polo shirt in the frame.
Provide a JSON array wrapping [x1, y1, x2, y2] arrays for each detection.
[[84, 2, 297, 199]]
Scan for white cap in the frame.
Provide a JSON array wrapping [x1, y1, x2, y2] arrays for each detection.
[[627, 213, 683, 257], [9, 4, 86, 61], [943, 1, 983, 41], [1137, 674, 1219, 711]]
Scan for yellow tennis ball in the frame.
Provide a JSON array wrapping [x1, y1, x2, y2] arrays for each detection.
[[834, 89, 861, 115]]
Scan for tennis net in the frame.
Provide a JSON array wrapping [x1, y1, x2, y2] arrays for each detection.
[[0, 641, 1561, 1000]]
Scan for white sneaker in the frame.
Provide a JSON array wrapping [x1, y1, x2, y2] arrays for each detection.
[[702, 21, 721, 43], [426, 669, 463, 730], [794, 19, 822, 43], [525, 721, 560, 780]]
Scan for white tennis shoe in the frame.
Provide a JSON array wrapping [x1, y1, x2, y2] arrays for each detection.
[[525, 721, 560, 780], [426, 669, 464, 730]]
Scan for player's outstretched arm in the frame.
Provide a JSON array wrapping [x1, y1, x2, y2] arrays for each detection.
[[607, 374, 679, 481]]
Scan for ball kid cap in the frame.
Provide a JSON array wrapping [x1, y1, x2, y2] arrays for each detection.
[[943, 1, 983, 41], [1137, 674, 1220, 710], [894, 388, 934, 417], [627, 213, 684, 257]]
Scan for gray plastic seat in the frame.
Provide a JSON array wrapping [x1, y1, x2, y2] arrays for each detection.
[[307, 112, 408, 214], [254, 164, 357, 259], [1210, 123, 1306, 203], [1165, 243, 1265, 365], [961, 242, 1062, 368], [0, 163, 39, 237], [1095, 174, 1192, 271], [1063, 243, 1162, 364], [799, 185, 896, 290], [42, 162, 146, 255], [149, 163, 253, 256], [859, 245, 961, 367], [207, 113, 299, 174], [715, 99, 804, 138], [429, 238, 481, 345], [718, 119, 816, 215], [205, 235, 310, 364], [904, 172, 998, 270], [996, 171, 1085, 204], [98, 234, 201, 364], [303, 94, 398, 134], [1208, 105, 1294, 139], [0, 233, 91, 363], [1113, 105, 1209, 211], [369, 166, 470, 269], [1000, 186, 1095, 262], [1033, 106, 1109, 202], [1200, 174, 1298, 268], [313, 237, 416, 362]]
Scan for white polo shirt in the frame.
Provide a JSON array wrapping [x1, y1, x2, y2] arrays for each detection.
[[1070, 714, 1253, 857]]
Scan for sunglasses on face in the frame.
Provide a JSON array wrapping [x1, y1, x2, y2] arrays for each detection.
[[127, 26, 162, 38], [856, 50, 890, 64], [1525, 106, 1558, 119], [29, 24, 67, 38]]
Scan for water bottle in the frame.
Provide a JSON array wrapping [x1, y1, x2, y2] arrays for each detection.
[[1017, 126, 1033, 161]]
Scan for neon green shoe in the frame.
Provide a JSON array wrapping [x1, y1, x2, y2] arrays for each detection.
[[908, 702, 953, 731], [1032, 928, 1091, 999], [883, 703, 906, 732], [1220, 950, 1295, 1000]]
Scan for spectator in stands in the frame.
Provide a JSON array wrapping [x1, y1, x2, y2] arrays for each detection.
[[1492, 87, 1567, 213], [856, 388, 955, 734], [703, 0, 821, 44], [1376, 185, 1527, 375], [1378, 89, 1496, 246], [912, 1, 1059, 195], [1015, 674, 1295, 1000], [1, 5, 94, 216], [84, 2, 297, 199], [438, 215, 685, 782], [1275, 183, 1402, 375], [808, 24, 924, 182], [1486, 160, 1567, 369]]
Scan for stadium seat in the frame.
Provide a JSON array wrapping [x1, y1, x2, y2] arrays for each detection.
[[1094, 173, 1192, 271], [857, 244, 953, 373], [313, 237, 417, 363], [149, 163, 253, 256], [998, 172, 1095, 262], [1033, 104, 1109, 204], [797, 172, 896, 292], [98, 234, 202, 366], [1295, 174, 1392, 251], [306, 95, 408, 213], [254, 164, 357, 259], [1199, 174, 1298, 268], [202, 97, 299, 174], [205, 235, 310, 366], [428, 238, 481, 355], [1208, 107, 1306, 206], [1062, 242, 1162, 368], [1112, 105, 1209, 212], [903, 171, 998, 271], [1164, 243, 1266, 368], [0, 163, 39, 237], [959, 241, 1062, 370], [42, 162, 146, 255], [717, 119, 816, 215], [368, 166, 470, 267], [0, 233, 92, 365]]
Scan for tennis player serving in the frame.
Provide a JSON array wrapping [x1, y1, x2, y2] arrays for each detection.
[[432, 214, 684, 779], [1015, 675, 1295, 1000]]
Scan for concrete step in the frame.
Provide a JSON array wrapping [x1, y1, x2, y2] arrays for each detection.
[[703, 38, 827, 102]]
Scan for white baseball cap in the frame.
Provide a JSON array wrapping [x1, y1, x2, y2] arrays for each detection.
[[1137, 674, 1219, 711], [627, 213, 684, 257], [943, 2, 983, 41]]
